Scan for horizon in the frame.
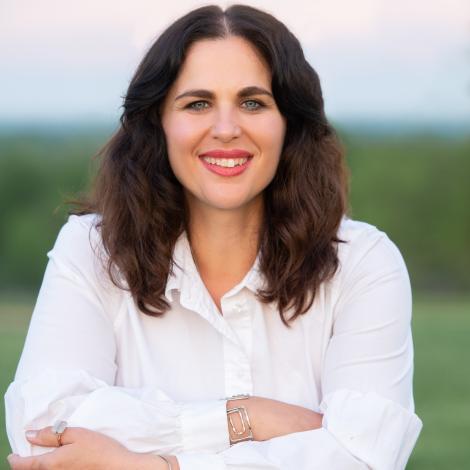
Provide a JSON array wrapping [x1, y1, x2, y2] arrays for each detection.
[[1, 116, 468, 138]]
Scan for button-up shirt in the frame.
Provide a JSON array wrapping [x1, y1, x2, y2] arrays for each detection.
[[4, 213, 423, 469]]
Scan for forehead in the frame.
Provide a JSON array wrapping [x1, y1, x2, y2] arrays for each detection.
[[170, 36, 272, 93]]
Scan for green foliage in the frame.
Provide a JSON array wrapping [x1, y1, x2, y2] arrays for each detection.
[[0, 127, 469, 294], [0, 131, 103, 290], [340, 131, 470, 293]]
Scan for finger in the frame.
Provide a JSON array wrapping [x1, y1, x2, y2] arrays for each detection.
[[7, 453, 42, 470], [25, 425, 76, 447]]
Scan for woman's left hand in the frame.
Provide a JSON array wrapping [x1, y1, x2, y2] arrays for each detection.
[[7, 425, 168, 469]]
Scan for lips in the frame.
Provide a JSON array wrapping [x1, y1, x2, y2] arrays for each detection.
[[199, 149, 253, 159]]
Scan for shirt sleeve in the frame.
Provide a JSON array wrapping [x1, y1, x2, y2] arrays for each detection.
[[4, 215, 230, 457], [173, 229, 423, 470]]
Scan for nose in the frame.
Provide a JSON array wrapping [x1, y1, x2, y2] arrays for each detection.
[[210, 108, 241, 142]]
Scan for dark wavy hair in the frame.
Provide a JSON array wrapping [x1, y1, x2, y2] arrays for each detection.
[[71, 4, 350, 327]]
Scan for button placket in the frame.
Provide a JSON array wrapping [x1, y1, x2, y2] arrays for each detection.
[[223, 336, 253, 396], [222, 295, 253, 396]]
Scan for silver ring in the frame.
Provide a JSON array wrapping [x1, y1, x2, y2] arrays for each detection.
[[52, 420, 67, 446]]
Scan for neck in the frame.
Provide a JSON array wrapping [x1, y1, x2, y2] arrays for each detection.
[[186, 196, 263, 281]]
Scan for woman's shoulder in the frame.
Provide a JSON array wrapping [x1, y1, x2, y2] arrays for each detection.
[[337, 215, 383, 243], [47, 213, 126, 312], [335, 215, 409, 282], [48, 212, 109, 282], [52, 212, 102, 247], [61, 212, 102, 233]]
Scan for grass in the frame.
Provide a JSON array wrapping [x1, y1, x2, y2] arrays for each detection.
[[0, 296, 469, 469], [407, 296, 470, 469], [0, 299, 32, 470]]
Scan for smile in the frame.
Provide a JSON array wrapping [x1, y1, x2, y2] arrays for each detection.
[[201, 157, 249, 167], [199, 155, 253, 176]]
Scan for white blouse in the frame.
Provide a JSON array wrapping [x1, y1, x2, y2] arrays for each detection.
[[4, 213, 423, 470]]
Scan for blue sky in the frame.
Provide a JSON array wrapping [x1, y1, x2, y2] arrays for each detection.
[[1, 0, 469, 126]]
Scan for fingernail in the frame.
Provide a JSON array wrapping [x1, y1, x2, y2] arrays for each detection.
[[25, 430, 38, 439]]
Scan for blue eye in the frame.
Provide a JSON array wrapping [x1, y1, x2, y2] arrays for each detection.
[[187, 101, 209, 111], [184, 99, 264, 112], [242, 100, 263, 111]]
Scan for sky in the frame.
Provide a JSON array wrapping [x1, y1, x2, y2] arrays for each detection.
[[0, 0, 469, 126]]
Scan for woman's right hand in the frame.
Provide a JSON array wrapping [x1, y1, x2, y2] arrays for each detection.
[[226, 396, 323, 442]]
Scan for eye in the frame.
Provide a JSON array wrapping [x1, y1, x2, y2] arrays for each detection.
[[242, 99, 264, 111], [186, 100, 210, 112], [184, 99, 264, 112]]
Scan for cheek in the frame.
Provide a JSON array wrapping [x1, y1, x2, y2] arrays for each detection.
[[255, 114, 286, 158], [164, 116, 204, 155], [165, 124, 188, 154], [163, 117, 206, 187]]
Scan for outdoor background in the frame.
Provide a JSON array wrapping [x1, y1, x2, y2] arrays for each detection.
[[0, 0, 469, 468]]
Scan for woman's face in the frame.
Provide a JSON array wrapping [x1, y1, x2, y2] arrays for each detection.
[[161, 36, 286, 215]]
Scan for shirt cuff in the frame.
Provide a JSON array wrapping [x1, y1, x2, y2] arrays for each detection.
[[180, 399, 230, 453], [320, 388, 423, 469]]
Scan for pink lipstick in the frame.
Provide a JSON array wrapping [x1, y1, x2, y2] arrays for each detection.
[[199, 149, 253, 176]]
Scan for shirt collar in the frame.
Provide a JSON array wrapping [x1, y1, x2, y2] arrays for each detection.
[[164, 230, 265, 304]]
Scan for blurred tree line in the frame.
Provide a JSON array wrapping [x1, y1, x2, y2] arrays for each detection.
[[0, 126, 469, 296]]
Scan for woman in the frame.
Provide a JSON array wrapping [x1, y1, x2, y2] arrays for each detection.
[[5, 4, 423, 470]]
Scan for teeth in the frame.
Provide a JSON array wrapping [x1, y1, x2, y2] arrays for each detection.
[[202, 157, 249, 168]]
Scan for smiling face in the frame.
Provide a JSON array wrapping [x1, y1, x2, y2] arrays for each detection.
[[160, 35, 286, 216]]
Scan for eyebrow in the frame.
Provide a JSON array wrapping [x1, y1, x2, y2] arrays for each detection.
[[174, 86, 273, 101]]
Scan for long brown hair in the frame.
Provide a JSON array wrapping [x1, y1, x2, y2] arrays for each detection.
[[71, 4, 349, 327]]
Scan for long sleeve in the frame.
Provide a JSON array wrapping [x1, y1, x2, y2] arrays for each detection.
[[173, 229, 423, 470], [4, 215, 230, 457]]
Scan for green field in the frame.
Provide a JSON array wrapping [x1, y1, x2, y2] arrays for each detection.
[[1, 296, 469, 469], [407, 296, 470, 469]]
